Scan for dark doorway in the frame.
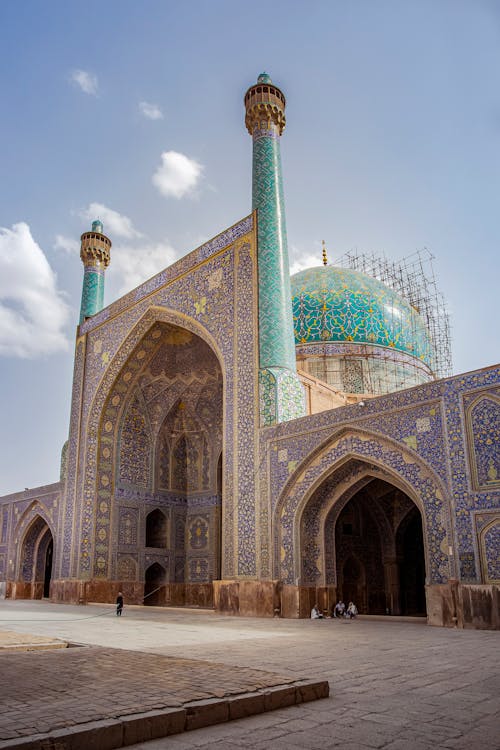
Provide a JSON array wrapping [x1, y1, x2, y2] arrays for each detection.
[[333, 478, 427, 616], [144, 562, 165, 605], [341, 556, 364, 609], [397, 507, 426, 615], [43, 538, 53, 598], [19, 517, 53, 600]]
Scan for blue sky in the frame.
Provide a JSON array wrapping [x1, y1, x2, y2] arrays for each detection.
[[1, 0, 499, 494]]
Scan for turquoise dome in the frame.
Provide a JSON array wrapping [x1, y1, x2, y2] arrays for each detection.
[[291, 266, 434, 367]]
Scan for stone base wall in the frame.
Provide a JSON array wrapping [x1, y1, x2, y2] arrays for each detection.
[[427, 582, 499, 630], [6, 582, 45, 600], [212, 581, 338, 618], [213, 580, 281, 617], [280, 585, 337, 618], [8, 579, 214, 609], [6, 577, 499, 629]]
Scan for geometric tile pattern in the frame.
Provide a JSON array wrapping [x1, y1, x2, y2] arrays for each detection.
[[465, 394, 500, 490], [272, 430, 451, 586], [481, 521, 500, 582], [80, 267, 105, 324], [59, 220, 260, 584], [475, 511, 500, 583], [259, 367, 306, 427], [259, 366, 500, 586], [252, 129, 296, 373], [291, 266, 435, 367]]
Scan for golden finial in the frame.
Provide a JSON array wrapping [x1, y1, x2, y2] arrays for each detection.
[[322, 240, 328, 266]]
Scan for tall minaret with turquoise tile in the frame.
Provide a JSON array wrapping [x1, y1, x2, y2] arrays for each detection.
[[79, 220, 111, 325], [245, 73, 305, 425]]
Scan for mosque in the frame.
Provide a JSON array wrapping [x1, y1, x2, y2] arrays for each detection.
[[0, 74, 498, 629]]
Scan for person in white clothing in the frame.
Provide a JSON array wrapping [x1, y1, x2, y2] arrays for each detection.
[[311, 604, 323, 619], [346, 601, 358, 618]]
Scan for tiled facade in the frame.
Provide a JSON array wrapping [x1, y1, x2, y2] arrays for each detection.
[[0, 76, 498, 628]]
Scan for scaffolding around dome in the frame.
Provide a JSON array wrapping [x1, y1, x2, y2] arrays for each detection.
[[336, 247, 452, 381]]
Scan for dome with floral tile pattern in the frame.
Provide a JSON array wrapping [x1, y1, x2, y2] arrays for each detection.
[[291, 265, 434, 368]]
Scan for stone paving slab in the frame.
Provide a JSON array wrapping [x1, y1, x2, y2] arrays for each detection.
[[0, 601, 499, 749], [0, 630, 67, 652], [0, 645, 329, 749]]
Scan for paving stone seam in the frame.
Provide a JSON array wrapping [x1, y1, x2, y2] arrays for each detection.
[[0, 679, 329, 750]]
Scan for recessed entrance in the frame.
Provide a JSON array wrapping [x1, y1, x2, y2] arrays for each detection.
[[333, 479, 426, 616], [108, 321, 223, 595], [18, 516, 54, 600], [144, 562, 166, 605]]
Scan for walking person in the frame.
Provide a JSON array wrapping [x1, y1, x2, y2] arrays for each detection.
[[116, 591, 124, 616]]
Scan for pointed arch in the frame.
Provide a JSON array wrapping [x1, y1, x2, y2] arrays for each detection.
[[464, 392, 500, 491], [144, 562, 166, 606], [15, 513, 55, 599], [14, 500, 54, 539], [274, 426, 453, 586], [145, 508, 168, 548], [79, 309, 225, 579]]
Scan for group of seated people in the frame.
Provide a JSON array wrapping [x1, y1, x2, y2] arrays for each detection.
[[310, 600, 358, 619]]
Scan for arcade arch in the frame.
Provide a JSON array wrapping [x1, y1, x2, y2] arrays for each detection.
[[17, 515, 54, 599]]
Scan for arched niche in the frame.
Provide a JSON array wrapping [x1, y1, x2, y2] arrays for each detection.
[[145, 509, 168, 549], [274, 428, 452, 588], [17, 515, 54, 600]]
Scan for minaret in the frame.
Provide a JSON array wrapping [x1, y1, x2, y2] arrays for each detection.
[[79, 220, 111, 325], [244, 73, 305, 425]]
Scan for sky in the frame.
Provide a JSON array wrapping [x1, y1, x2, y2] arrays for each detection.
[[0, 0, 499, 495]]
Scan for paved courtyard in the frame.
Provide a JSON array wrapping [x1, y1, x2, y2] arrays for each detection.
[[0, 600, 498, 749]]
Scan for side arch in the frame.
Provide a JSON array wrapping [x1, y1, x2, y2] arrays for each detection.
[[273, 426, 454, 586], [14, 512, 55, 599]]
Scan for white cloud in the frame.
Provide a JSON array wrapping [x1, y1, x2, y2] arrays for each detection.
[[152, 151, 203, 199], [54, 234, 79, 255], [289, 251, 323, 275], [108, 240, 179, 298], [0, 223, 70, 358], [70, 69, 98, 95], [139, 101, 163, 120], [80, 203, 142, 239]]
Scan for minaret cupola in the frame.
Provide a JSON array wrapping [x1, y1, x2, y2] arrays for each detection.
[[78, 220, 111, 325]]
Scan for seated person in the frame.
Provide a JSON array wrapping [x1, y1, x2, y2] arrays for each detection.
[[332, 600, 345, 618], [311, 603, 323, 619], [346, 601, 358, 618]]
